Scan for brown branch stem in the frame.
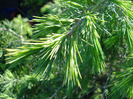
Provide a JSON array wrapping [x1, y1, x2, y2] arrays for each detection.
[[67, 18, 84, 37]]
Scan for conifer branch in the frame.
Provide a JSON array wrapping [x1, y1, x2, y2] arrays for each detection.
[[67, 18, 84, 37], [2, 28, 21, 38]]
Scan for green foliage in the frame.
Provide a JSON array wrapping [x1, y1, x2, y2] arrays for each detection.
[[0, 15, 32, 48], [0, 70, 39, 98], [109, 67, 133, 99], [0, 15, 32, 72], [0, 0, 133, 98]]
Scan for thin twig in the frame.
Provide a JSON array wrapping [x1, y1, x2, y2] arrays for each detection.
[[102, 61, 113, 99], [8, 29, 21, 38], [17, 8, 26, 17], [2, 28, 21, 38], [90, 0, 106, 12], [50, 84, 64, 99], [67, 18, 84, 37]]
